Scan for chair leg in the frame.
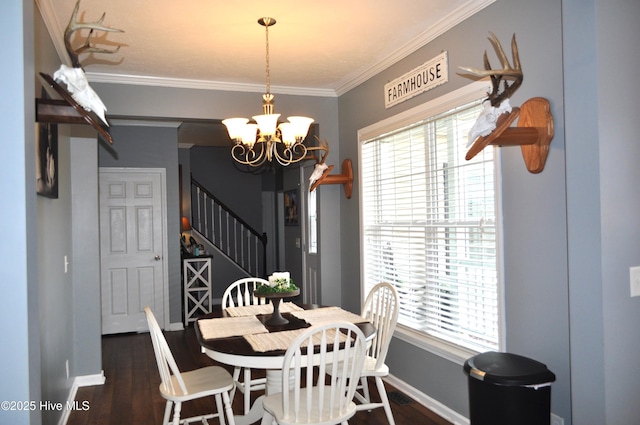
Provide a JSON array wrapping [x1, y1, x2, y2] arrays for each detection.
[[162, 401, 172, 425], [171, 401, 182, 425], [215, 394, 226, 425], [360, 376, 371, 403], [223, 391, 236, 425], [243, 367, 252, 414], [231, 366, 241, 402], [375, 376, 396, 425]]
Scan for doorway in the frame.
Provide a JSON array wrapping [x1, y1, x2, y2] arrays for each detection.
[[99, 168, 169, 333]]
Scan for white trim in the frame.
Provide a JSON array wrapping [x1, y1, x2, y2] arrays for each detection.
[[59, 372, 106, 425], [85, 72, 338, 98], [358, 80, 491, 141], [167, 322, 185, 331], [394, 326, 478, 366], [384, 374, 469, 425]]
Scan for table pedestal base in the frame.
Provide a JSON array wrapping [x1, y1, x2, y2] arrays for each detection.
[[233, 369, 289, 425]]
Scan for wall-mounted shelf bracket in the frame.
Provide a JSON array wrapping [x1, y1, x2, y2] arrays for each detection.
[[465, 97, 554, 173], [36, 72, 113, 145], [310, 159, 353, 199]]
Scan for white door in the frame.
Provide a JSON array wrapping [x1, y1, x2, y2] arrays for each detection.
[[301, 164, 320, 304], [99, 168, 168, 334]]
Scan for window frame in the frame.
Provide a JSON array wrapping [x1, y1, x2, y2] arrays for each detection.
[[358, 81, 505, 364]]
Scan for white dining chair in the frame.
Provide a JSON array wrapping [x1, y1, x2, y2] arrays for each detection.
[[262, 322, 368, 425], [144, 306, 236, 425], [354, 282, 400, 425], [221, 277, 270, 413]]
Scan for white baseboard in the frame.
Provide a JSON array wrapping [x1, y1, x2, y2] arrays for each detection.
[[167, 322, 185, 331], [59, 371, 106, 425], [385, 373, 470, 425]]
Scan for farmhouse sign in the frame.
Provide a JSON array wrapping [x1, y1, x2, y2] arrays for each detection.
[[384, 51, 448, 108]]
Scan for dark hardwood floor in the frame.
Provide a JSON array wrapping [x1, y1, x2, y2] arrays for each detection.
[[67, 327, 452, 425]]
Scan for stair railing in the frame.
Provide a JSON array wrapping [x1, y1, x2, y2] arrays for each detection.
[[190, 177, 267, 277]]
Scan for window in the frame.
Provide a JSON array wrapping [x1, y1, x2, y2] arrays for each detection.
[[308, 188, 318, 254], [359, 82, 503, 361]]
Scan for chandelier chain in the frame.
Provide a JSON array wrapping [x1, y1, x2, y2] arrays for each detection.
[[264, 19, 270, 94]]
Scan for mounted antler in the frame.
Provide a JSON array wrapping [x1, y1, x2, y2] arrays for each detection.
[[460, 32, 522, 107], [306, 137, 353, 199], [64, 0, 124, 69], [52, 0, 123, 126], [307, 137, 330, 185], [459, 33, 554, 174]]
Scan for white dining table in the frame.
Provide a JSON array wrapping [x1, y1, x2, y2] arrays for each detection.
[[195, 304, 375, 425]]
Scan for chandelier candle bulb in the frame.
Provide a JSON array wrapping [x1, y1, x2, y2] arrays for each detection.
[[287, 116, 314, 139], [221, 118, 249, 141], [242, 124, 258, 147], [278, 123, 296, 146], [253, 113, 280, 138]]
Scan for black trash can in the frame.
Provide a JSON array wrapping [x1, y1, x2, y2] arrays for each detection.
[[463, 351, 556, 425]]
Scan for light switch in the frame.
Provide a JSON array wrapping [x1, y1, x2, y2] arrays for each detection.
[[630, 266, 640, 297]]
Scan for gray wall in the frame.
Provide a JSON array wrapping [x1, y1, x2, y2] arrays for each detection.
[[592, 0, 640, 422], [337, 0, 640, 424], [189, 146, 265, 232], [70, 132, 102, 377], [1, 1, 40, 423], [99, 125, 182, 324]]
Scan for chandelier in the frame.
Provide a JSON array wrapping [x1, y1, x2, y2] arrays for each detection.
[[223, 17, 314, 167]]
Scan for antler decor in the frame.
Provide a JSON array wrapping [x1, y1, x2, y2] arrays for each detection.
[[63, 0, 124, 69], [307, 137, 353, 199], [459, 32, 554, 173], [37, 0, 123, 144], [53, 0, 123, 127]]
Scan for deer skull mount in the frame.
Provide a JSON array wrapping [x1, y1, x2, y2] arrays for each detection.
[[307, 137, 353, 199], [52, 0, 123, 127], [459, 32, 554, 174]]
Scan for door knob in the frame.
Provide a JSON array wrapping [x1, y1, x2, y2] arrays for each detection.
[[154, 255, 161, 261]]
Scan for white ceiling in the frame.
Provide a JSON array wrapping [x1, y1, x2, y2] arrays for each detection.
[[37, 0, 494, 145]]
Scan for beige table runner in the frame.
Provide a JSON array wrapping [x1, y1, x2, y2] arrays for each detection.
[[224, 302, 304, 317], [198, 315, 268, 340], [290, 306, 367, 326], [244, 328, 348, 353]]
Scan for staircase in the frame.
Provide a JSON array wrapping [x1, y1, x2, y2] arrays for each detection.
[[190, 177, 267, 277]]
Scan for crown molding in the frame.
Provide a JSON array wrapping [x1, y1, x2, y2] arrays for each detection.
[[37, 0, 494, 99], [84, 72, 338, 98], [334, 0, 496, 96]]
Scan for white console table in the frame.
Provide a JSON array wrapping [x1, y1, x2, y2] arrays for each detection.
[[182, 255, 213, 325]]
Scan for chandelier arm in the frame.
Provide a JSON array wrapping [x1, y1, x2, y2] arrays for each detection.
[[273, 142, 308, 166], [231, 142, 268, 166]]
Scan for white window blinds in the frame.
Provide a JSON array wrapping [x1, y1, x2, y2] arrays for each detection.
[[360, 97, 500, 354]]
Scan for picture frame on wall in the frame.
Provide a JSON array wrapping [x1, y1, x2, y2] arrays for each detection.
[[36, 122, 58, 199], [284, 189, 298, 225]]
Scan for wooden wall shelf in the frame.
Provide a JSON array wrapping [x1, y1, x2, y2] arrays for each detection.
[[466, 97, 554, 173], [36, 72, 113, 145], [310, 159, 353, 199]]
